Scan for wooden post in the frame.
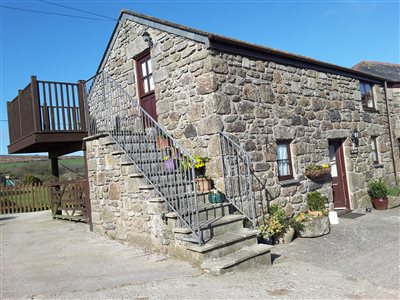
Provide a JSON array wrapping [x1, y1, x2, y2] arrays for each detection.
[[30, 76, 41, 132], [50, 156, 61, 217], [77, 80, 87, 131], [51, 157, 59, 181]]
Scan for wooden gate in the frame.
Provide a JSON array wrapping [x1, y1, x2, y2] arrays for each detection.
[[49, 180, 92, 231]]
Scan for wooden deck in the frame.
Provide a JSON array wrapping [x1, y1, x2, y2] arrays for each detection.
[[7, 76, 87, 155]]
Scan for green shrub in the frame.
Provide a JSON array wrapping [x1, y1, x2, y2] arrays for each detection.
[[387, 185, 400, 197], [268, 203, 286, 223], [21, 174, 42, 185], [307, 191, 326, 211], [368, 179, 389, 199]]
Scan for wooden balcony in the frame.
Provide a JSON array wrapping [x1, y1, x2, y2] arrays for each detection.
[[7, 76, 88, 156]]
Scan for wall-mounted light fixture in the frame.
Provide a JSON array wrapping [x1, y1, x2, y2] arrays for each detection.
[[350, 129, 361, 147], [142, 31, 153, 48]]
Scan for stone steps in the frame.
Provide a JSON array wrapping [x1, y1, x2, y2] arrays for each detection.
[[201, 244, 273, 275], [107, 132, 273, 274]]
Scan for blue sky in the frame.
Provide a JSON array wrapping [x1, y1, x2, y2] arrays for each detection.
[[0, 0, 399, 155]]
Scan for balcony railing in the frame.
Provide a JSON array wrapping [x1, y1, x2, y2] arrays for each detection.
[[7, 76, 87, 154]]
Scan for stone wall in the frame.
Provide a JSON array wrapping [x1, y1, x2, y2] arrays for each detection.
[[85, 135, 172, 253], [101, 19, 223, 184], [208, 51, 396, 212], [388, 87, 400, 179]]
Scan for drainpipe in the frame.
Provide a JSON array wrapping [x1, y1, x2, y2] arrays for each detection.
[[383, 81, 399, 186]]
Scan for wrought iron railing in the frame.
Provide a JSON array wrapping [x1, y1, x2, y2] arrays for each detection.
[[84, 72, 203, 245], [219, 131, 256, 228]]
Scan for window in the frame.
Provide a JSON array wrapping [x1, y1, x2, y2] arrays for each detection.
[[137, 53, 154, 95], [371, 137, 379, 164], [360, 82, 375, 110], [277, 142, 294, 181]]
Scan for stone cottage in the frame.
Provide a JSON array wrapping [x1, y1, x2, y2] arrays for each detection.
[[83, 10, 399, 272]]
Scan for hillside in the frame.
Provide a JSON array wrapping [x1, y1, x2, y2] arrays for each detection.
[[0, 155, 85, 181]]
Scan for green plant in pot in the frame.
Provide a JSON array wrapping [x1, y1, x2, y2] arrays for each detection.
[[257, 204, 302, 244], [368, 179, 389, 210], [306, 191, 327, 216]]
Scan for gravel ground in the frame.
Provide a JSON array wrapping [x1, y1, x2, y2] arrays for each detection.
[[1, 208, 399, 300]]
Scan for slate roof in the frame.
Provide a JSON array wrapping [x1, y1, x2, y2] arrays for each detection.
[[353, 61, 400, 82], [98, 9, 396, 83]]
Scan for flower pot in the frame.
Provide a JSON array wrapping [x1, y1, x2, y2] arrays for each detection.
[[157, 137, 169, 150], [307, 210, 323, 217], [299, 216, 330, 238], [196, 178, 211, 192], [164, 159, 176, 172], [208, 193, 223, 204], [328, 211, 339, 225], [372, 197, 388, 210], [279, 227, 295, 244], [305, 167, 331, 179]]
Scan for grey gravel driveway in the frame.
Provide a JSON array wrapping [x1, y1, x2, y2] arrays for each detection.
[[1, 208, 399, 299]]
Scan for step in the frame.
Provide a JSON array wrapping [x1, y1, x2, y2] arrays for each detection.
[[186, 229, 259, 261], [167, 202, 230, 224], [173, 214, 246, 241], [201, 244, 273, 275]]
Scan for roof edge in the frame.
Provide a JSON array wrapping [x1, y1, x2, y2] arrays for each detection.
[[96, 9, 394, 84]]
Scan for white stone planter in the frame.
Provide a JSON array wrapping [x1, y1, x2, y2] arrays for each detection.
[[299, 216, 330, 238]]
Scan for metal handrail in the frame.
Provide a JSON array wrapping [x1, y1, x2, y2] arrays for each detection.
[[219, 131, 256, 229], [83, 72, 203, 245]]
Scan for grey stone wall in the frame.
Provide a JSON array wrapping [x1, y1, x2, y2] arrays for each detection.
[[388, 87, 400, 179], [101, 19, 223, 183], [86, 135, 172, 253]]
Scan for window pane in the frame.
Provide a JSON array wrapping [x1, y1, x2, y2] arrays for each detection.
[[141, 62, 147, 77], [147, 59, 152, 74], [143, 79, 149, 93], [278, 160, 290, 176], [360, 83, 365, 95], [371, 138, 378, 163], [277, 143, 291, 177], [329, 144, 338, 177], [149, 75, 154, 91], [277, 144, 288, 160]]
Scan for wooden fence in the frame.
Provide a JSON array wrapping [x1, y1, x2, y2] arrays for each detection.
[[0, 183, 51, 214]]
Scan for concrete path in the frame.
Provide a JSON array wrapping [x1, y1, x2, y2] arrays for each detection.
[[1, 208, 399, 299]]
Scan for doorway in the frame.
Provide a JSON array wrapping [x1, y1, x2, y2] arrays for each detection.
[[328, 140, 350, 211], [136, 51, 157, 121]]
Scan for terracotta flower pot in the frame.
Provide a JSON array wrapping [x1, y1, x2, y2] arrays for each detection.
[[196, 178, 211, 192], [307, 210, 323, 217], [372, 197, 388, 210]]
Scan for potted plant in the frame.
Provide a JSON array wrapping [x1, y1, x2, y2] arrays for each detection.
[[305, 163, 331, 179], [257, 204, 302, 244], [193, 155, 210, 176], [295, 192, 330, 238], [208, 189, 224, 204], [163, 155, 176, 172], [306, 191, 327, 216], [368, 179, 389, 210], [156, 133, 169, 150]]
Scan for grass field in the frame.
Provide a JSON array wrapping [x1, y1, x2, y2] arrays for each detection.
[[0, 157, 85, 182]]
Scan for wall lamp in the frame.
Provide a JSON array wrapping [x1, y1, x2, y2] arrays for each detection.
[[142, 31, 153, 48], [350, 129, 361, 147]]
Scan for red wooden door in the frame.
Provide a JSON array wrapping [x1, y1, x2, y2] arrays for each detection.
[[329, 141, 350, 210], [136, 52, 157, 121]]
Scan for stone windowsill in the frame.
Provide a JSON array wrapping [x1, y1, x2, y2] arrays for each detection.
[[280, 179, 301, 187], [363, 108, 379, 113], [373, 163, 384, 168]]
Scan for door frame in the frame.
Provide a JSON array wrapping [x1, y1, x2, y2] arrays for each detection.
[[135, 50, 157, 121], [329, 139, 351, 211]]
